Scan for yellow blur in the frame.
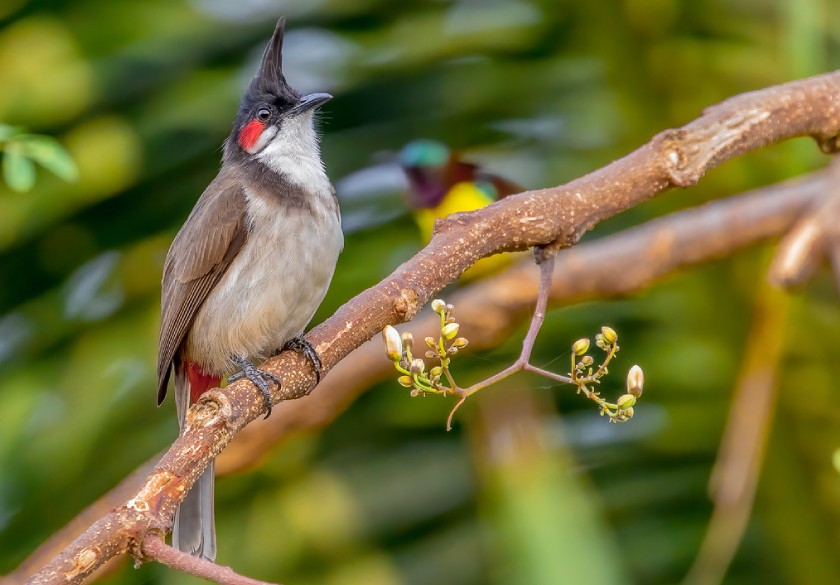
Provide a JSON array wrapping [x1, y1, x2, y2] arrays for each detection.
[[414, 181, 517, 280]]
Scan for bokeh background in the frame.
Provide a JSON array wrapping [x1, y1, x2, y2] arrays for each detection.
[[1, 0, 840, 584]]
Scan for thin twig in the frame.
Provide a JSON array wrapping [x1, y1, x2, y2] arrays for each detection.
[[142, 535, 280, 585], [768, 161, 840, 287], [445, 248, 560, 428], [681, 279, 788, 585]]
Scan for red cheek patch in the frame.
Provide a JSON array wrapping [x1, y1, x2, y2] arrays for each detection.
[[238, 119, 266, 150]]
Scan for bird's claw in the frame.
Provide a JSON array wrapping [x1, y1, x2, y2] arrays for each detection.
[[229, 356, 280, 418], [283, 336, 323, 383]]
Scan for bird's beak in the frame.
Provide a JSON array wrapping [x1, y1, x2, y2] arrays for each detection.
[[288, 92, 333, 116]]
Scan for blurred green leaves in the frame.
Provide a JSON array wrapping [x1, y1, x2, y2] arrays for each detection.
[[0, 125, 78, 193]]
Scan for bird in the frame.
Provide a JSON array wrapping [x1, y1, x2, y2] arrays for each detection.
[[398, 139, 523, 279], [156, 17, 343, 561]]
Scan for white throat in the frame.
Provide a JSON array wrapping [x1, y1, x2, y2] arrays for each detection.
[[255, 112, 332, 196]]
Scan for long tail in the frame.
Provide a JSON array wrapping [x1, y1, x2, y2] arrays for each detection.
[[172, 361, 220, 561]]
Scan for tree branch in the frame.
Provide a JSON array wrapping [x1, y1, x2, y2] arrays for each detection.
[[23, 71, 840, 585], [141, 535, 279, 585]]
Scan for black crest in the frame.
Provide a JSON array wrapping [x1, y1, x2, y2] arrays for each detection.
[[247, 17, 300, 103]]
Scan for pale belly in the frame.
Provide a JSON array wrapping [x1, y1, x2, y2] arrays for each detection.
[[185, 200, 342, 375]]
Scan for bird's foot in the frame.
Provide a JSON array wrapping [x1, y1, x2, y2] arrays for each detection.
[[283, 336, 323, 383], [229, 356, 280, 418]]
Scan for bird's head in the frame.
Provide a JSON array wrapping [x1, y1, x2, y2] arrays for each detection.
[[398, 139, 454, 209], [227, 17, 331, 162]]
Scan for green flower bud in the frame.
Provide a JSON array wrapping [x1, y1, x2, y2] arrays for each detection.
[[601, 326, 618, 344], [581, 355, 594, 367], [425, 336, 437, 348], [430, 366, 442, 378], [397, 375, 412, 387], [442, 322, 460, 340], [572, 338, 590, 355], [452, 337, 469, 349], [616, 393, 636, 410], [382, 326, 403, 361], [401, 331, 413, 348], [431, 299, 446, 314]]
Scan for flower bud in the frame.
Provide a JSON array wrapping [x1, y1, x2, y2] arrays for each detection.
[[431, 299, 446, 314], [623, 407, 634, 420], [572, 338, 590, 356], [382, 326, 403, 361], [425, 336, 437, 348], [442, 322, 460, 340], [601, 326, 618, 344], [452, 337, 469, 349], [401, 331, 413, 348], [397, 375, 412, 387], [626, 364, 644, 398], [430, 366, 442, 378], [410, 358, 425, 375], [616, 393, 636, 410], [581, 355, 594, 367]]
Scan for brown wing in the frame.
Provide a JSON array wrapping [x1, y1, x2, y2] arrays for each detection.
[[156, 171, 248, 404]]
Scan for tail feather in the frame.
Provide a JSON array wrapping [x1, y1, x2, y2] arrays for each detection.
[[173, 462, 216, 560], [173, 361, 220, 561]]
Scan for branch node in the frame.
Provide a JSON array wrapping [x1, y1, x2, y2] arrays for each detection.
[[394, 287, 419, 321], [191, 391, 232, 427], [64, 547, 101, 581], [816, 132, 840, 154], [657, 130, 695, 187]]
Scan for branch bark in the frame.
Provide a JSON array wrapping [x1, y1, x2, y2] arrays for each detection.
[[23, 71, 840, 585]]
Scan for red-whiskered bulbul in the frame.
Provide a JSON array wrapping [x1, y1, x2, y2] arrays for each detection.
[[156, 17, 342, 561]]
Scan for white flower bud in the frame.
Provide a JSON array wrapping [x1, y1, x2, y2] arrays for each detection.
[[626, 364, 644, 398], [382, 326, 402, 361], [410, 358, 425, 375]]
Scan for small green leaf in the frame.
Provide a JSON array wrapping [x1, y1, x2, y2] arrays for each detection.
[[16, 135, 78, 182], [2, 146, 36, 192], [0, 125, 23, 142]]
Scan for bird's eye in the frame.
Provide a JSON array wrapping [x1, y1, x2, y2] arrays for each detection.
[[256, 108, 271, 122]]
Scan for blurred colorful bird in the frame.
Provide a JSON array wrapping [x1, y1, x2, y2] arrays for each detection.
[[399, 139, 524, 279]]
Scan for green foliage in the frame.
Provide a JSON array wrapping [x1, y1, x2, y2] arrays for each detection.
[[0, 125, 78, 192]]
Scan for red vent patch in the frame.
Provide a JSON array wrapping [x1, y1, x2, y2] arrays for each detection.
[[186, 362, 221, 404]]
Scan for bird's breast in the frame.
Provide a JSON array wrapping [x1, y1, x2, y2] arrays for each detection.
[[185, 188, 342, 374]]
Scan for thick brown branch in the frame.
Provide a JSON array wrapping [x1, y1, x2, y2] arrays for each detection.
[[23, 71, 840, 585]]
